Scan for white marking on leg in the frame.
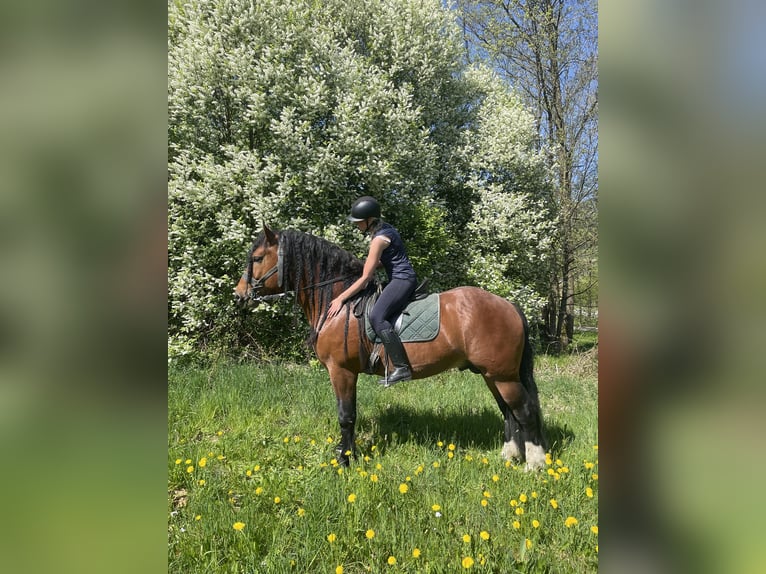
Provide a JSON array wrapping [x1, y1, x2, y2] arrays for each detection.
[[524, 441, 546, 471], [501, 440, 521, 460]]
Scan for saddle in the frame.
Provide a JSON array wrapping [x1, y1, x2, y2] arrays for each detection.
[[352, 279, 440, 374]]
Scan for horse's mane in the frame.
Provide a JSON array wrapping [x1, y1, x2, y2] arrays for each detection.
[[252, 229, 373, 350]]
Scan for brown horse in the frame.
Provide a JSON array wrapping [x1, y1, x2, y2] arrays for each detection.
[[234, 225, 547, 469]]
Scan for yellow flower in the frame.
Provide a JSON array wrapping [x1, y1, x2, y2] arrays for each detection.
[[194, 515, 201, 521], [387, 556, 396, 565], [492, 474, 499, 482], [510, 499, 518, 507], [432, 461, 440, 468], [336, 566, 343, 574], [480, 499, 488, 507], [525, 538, 533, 550], [246, 470, 252, 477], [185, 459, 192, 464], [186, 466, 194, 473], [274, 497, 281, 504], [198, 457, 207, 467], [448, 443, 456, 451], [370, 474, 379, 483], [531, 491, 538, 499], [532, 519, 540, 528], [564, 516, 579, 528], [480, 531, 490, 540], [297, 508, 305, 517], [545, 453, 552, 465], [347, 493, 357, 503], [461, 556, 475, 569], [462, 534, 471, 543], [586, 487, 594, 498], [283, 437, 290, 443], [431, 504, 441, 512], [412, 548, 421, 558], [515, 507, 524, 516], [592, 473, 599, 481], [584, 461, 595, 470], [233, 522, 245, 531], [175, 458, 181, 465], [448, 451, 454, 459], [483, 490, 491, 498], [512, 520, 521, 529], [399, 483, 409, 494], [255, 487, 264, 495], [549, 498, 558, 509], [216, 431, 223, 436], [376, 463, 382, 470], [198, 479, 205, 486], [366, 529, 375, 539], [327, 533, 337, 543], [519, 493, 528, 503], [591, 525, 599, 535], [437, 441, 444, 447]]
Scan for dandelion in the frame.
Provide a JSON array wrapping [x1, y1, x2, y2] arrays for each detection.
[[198, 457, 207, 467], [175, 458, 182, 465], [283, 437, 290, 443], [519, 493, 528, 503], [512, 521, 521, 529], [335, 567, 344, 574], [186, 466, 194, 473], [198, 479, 205, 486], [217, 454, 225, 461], [297, 508, 305, 517], [433, 461, 440, 468], [565, 516, 579, 528], [327, 533, 337, 543], [532, 519, 540, 528], [549, 498, 559, 509], [510, 499, 518, 507], [462, 556, 475, 569], [233, 522, 245, 531], [586, 487, 594, 498], [545, 453, 552, 465], [185, 459, 192, 464], [246, 470, 252, 477], [483, 490, 491, 498], [194, 515, 201, 521], [481, 457, 488, 465], [326, 436, 334, 444], [431, 504, 441, 512], [370, 474, 379, 483], [584, 461, 595, 470], [480, 531, 490, 541], [515, 507, 524, 516], [255, 487, 264, 495], [412, 548, 421, 558], [437, 441, 444, 447], [492, 474, 499, 482], [525, 538, 533, 550], [217, 431, 223, 436], [592, 473, 599, 481], [399, 483, 409, 494], [448, 452, 454, 459], [415, 465, 424, 475], [387, 556, 396, 565], [591, 525, 599, 535], [365, 528, 375, 539], [531, 491, 538, 499], [376, 463, 383, 470], [347, 493, 357, 503], [274, 497, 281, 504], [448, 443, 456, 451], [480, 499, 488, 507], [462, 534, 471, 543]]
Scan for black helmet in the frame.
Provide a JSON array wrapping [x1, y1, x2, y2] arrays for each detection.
[[347, 196, 381, 221]]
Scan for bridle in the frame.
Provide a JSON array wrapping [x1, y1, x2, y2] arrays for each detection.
[[242, 241, 355, 304]]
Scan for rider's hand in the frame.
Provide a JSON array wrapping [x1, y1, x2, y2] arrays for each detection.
[[327, 297, 345, 318]]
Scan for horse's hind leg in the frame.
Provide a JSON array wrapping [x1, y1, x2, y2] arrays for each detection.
[[486, 379, 547, 470]]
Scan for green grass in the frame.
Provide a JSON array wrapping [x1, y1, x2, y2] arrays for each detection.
[[168, 352, 598, 573]]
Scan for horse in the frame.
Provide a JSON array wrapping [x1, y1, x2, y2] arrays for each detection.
[[233, 224, 547, 469]]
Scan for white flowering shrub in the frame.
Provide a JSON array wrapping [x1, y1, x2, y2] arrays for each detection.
[[168, 0, 553, 360]]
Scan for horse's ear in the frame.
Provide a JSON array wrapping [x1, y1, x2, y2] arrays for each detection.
[[263, 222, 277, 245]]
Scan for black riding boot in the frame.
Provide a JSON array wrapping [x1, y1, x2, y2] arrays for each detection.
[[378, 329, 412, 387]]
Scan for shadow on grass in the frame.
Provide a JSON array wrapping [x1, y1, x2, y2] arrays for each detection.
[[371, 405, 574, 456]]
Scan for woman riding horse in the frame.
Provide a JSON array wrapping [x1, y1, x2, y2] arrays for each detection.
[[327, 196, 417, 387]]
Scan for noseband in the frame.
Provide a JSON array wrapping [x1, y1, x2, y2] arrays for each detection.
[[242, 243, 287, 303]]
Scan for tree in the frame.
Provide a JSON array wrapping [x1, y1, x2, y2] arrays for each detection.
[[456, 0, 598, 351], [168, 0, 553, 360]]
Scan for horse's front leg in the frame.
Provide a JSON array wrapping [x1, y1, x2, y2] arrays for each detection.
[[329, 367, 359, 466]]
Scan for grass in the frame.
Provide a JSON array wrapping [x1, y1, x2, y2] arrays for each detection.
[[168, 348, 597, 573]]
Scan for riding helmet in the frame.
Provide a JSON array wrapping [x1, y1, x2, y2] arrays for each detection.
[[347, 196, 381, 221]]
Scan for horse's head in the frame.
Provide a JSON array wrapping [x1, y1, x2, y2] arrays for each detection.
[[234, 224, 283, 308]]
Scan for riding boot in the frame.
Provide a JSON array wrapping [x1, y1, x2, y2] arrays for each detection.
[[378, 329, 412, 387]]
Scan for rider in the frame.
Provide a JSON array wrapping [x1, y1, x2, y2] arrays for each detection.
[[327, 196, 417, 386]]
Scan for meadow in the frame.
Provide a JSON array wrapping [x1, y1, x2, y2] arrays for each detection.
[[168, 345, 597, 573]]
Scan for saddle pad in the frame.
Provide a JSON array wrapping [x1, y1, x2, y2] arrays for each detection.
[[365, 293, 440, 343]]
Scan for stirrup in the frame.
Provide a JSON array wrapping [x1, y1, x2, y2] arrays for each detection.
[[378, 367, 412, 388]]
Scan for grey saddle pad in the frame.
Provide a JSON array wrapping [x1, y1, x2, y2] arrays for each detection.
[[364, 293, 440, 343]]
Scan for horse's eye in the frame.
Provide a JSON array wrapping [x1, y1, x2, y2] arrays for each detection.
[[252, 255, 264, 263]]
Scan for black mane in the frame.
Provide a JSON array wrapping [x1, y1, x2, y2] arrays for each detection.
[[251, 229, 373, 350]]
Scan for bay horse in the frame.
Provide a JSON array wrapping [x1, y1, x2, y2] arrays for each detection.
[[233, 225, 547, 469]]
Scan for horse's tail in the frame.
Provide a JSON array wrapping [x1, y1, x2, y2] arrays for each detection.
[[513, 303, 546, 447]]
